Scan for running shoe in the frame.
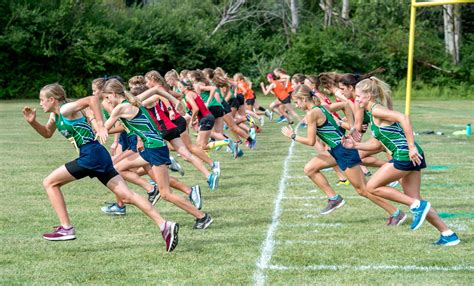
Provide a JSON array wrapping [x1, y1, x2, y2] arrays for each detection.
[[211, 161, 221, 176], [169, 156, 185, 176], [189, 185, 202, 210], [193, 213, 214, 229], [207, 173, 219, 191], [259, 116, 265, 126], [276, 116, 287, 123], [101, 203, 126, 215], [410, 200, 431, 230], [387, 211, 407, 226], [43, 226, 76, 241], [299, 123, 307, 128], [232, 142, 239, 159], [227, 139, 236, 158], [336, 179, 350, 186], [320, 196, 345, 215], [147, 185, 161, 206], [237, 149, 244, 157], [265, 110, 273, 121], [161, 221, 179, 252], [248, 138, 257, 150], [434, 233, 460, 246], [249, 128, 256, 140]]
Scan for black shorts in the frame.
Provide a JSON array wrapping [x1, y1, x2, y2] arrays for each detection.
[[208, 105, 224, 119], [279, 96, 291, 104], [161, 127, 181, 142], [390, 157, 427, 171], [221, 100, 232, 114], [65, 160, 119, 186], [172, 116, 187, 134], [228, 94, 245, 109], [245, 98, 255, 106], [199, 114, 215, 131]]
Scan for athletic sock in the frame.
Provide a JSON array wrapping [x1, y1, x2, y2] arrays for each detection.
[[441, 230, 454, 236], [329, 194, 339, 201], [410, 199, 421, 210], [159, 222, 165, 232], [391, 209, 400, 217]]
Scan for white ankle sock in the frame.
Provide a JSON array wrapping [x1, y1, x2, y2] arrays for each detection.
[[410, 200, 420, 209], [159, 222, 166, 232], [441, 230, 454, 236]]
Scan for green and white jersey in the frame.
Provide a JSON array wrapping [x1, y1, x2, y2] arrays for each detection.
[[363, 110, 371, 125], [200, 90, 223, 108], [369, 103, 423, 161], [216, 87, 226, 102], [314, 106, 344, 148], [54, 113, 95, 153], [119, 102, 166, 149]]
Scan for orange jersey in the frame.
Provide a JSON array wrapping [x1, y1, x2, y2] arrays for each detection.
[[272, 80, 289, 100], [285, 80, 294, 93], [238, 80, 255, 100]]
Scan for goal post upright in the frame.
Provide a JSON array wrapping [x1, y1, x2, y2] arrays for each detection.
[[405, 0, 473, 115]]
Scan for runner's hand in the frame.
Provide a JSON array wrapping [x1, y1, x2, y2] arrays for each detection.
[[342, 136, 355, 149], [22, 106, 36, 123], [409, 146, 423, 166], [95, 125, 108, 144], [281, 125, 294, 138]]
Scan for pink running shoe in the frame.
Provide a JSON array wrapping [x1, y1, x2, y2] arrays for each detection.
[[161, 221, 179, 252], [43, 226, 76, 241]]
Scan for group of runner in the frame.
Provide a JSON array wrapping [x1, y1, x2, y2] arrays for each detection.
[[22, 67, 460, 252]]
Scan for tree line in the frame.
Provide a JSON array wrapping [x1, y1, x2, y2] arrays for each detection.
[[0, 0, 472, 99]]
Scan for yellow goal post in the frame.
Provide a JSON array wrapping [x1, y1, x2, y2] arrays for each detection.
[[405, 0, 474, 115]]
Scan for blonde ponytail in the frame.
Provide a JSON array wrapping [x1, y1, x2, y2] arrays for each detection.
[[356, 77, 393, 110], [102, 78, 141, 108]]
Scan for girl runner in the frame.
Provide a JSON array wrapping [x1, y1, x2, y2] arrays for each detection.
[[22, 83, 179, 252], [101, 78, 213, 230], [343, 77, 460, 245], [280, 84, 405, 224]]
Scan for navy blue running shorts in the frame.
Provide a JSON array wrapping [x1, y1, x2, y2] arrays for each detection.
[[328, 144, 362, 171]]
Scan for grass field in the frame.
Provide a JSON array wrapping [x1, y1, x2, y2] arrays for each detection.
[[0, 98, 473, 285]]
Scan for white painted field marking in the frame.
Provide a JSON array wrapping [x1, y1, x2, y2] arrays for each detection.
[[268, 264, 474, 271], [285, 223, 343, 228], [253, 139, 297, 286], [284, 195, 474, 201]]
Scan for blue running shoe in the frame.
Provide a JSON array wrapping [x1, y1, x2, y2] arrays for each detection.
[[101, 203, 126, 215], [410, 200, 431, 230], [434, 233, 460, 246], [237, 149, 244, 157], [300, 123, 307, 128], [249, 138, 257, 150], [276, 116, 288, 124], [211, 161, 220, 176], [207, 173, 219, 191]]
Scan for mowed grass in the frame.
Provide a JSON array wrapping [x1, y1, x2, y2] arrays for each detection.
[[0, 98, 473, 285]]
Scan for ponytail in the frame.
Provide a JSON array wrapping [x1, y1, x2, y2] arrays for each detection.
[[356, 76, 393, 110], [102, 78, 141, 108]]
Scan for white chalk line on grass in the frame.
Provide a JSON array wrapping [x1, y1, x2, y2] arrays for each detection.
[[253, 138, 297, 286], [268, 264, 474, 272], [284, 195, 474, 201]]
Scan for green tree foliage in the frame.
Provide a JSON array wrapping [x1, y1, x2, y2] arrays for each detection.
[[0, 0, 472, 98]]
